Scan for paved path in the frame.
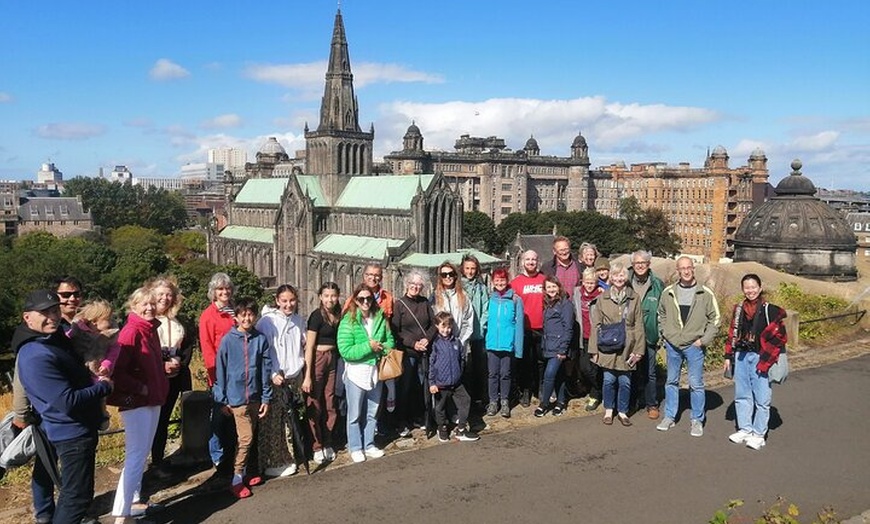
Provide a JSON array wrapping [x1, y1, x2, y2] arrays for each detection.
[[156, 354, 870, 524]]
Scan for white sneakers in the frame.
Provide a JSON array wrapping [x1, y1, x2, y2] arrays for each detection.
[[350, 450, 366, 463], [264, 463, 298, 477], [729, 430, 766, 450], [728, 430, 752, 444], [364, 446, 385, 459], [313, 447, 337, 464], [745, 435, 766, 450]]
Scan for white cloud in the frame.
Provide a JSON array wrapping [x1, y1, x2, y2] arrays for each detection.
[[374, 96, 719, 158], [244, 60, 443, 92], [0, 92, 12, 103], [201, 113, 243, 130], [787, 130, 839, 152], [149, 58, 191, 81], [33, 122, 107, 140]]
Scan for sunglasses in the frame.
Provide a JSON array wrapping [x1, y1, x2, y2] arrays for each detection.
[[440, 271, 456, 278], [57, 291, 82, 299], [355, 295, 374, 304]]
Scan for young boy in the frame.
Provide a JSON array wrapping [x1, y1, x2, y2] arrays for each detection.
[[429, 311, 480, 442], [214, 298, 273, 498]]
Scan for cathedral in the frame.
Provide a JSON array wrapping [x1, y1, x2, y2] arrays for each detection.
[[207, 10, 495, 308]]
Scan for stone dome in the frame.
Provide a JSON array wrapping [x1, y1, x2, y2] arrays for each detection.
[[773, 159, 816, 195], [750, 147, 767, 160], [711, 145, 728, 157], [258, 137, 286, 156], [571, 132, 587, 148], [404, 121, 421, 138], [733, 159, 857, 281], [524, 136, 539, 150]]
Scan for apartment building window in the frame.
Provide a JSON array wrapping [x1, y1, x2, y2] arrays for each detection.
[[501, 207, 512, 215], [501, 195, 512, 203], [502, 184, 511, 191]]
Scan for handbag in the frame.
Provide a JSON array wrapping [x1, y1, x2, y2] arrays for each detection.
[[764, 304, 789, 385], [378, 349, 403, 381], [597, 304, 627, 354]]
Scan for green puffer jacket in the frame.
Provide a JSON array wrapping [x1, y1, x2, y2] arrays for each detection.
[[337, 310, 395, 365], [629, 270, 665, 347], [461, 276, 489, 341]]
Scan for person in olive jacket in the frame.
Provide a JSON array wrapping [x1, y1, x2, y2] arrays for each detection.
[[589, 262, 644, 427]]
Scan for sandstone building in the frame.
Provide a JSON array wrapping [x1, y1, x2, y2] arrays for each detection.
[[386, 129, 771, 262]]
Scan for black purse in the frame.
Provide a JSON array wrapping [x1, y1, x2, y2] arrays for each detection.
[[597, 304, 627, 355]]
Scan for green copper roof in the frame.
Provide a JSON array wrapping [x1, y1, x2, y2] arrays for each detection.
[[218, 225, 274, 244], [335, 174, 435, 209], [397, 248, 503, 268], [234, 178, 289, 205], [295, 175, 327, 206], [313, 234, 405, 259]]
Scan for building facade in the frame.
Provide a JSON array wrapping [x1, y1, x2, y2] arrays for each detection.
[[16, 195, 93, 237], [386, 130, 771, 262]]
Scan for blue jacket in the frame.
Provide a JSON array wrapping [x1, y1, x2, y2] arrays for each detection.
[[428, 334, 464, 388], [484, 289, 525, 358], [16, 329, 110, 442], [541, 297, 575, 358], [215, 327, 273, 407]]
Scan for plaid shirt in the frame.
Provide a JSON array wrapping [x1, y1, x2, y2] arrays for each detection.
[[725, 300, 787, 373]]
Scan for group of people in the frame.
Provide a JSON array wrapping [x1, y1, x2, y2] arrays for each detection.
[[8, 238, 788, 522]]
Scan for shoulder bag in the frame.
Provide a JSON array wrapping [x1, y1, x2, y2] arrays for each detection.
[[597, 305, 627, 355]]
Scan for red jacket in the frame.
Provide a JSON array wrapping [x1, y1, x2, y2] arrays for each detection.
[[113, 313, 169, 409], [724, 300, 787, 373], [199, 303, 236, 386]]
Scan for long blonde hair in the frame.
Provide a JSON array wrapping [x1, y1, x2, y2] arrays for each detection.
[[74, 300, 115, 326], [144, 275, 184, 319], [433, 261, 467, 312]]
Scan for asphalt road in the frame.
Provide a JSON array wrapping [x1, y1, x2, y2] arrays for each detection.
[[157, 355, 870, 524]]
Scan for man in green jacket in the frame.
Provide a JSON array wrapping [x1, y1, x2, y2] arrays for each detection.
[[461, 254, 489, 408], [628, 250, 665, 420], [656, 256, 720, 437]]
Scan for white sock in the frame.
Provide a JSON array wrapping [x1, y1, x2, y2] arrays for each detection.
[[232, 473, 243, 486]]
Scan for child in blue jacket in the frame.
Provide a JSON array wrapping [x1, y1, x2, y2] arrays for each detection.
[[429, 312, 480, 442], [215, 298, 273, 498]]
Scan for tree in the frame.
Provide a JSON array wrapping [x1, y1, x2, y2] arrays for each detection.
[[64, 177, 188, 234], [619, 196, 682, 257], [166, 230, 207, 263], [463, 211, 498, 254]]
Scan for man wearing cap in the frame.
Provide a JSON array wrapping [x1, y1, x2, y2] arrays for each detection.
[[15, 289, 113, 524], [594, 256, 611, 290]]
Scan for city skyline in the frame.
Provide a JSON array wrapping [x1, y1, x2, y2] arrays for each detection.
[[1, 1, 868, 190]]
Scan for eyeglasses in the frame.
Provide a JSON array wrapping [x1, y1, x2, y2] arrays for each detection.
[[440, 271, 456, 278], [632, 262, 650, 267], [355, 295, 374, 304], [364, 273, 382, 279], [57, 291, 82, 299]]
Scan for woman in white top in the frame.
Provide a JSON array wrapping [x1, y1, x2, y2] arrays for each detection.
[[430, 262, 474, 346], [255, 284, 306, 477], [146, 276, 192, 477]]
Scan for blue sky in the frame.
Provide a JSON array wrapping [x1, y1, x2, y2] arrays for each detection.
[[1, 1, 868, 190]]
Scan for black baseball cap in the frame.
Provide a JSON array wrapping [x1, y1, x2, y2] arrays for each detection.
[[24, 289, 61, 312]]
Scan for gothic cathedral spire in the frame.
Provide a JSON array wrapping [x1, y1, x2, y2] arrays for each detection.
[[317, 9, 361, 133]]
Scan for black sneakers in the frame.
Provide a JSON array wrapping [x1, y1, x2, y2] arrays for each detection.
[[438, 425, 450, 442], [455, 426, 480, 442]]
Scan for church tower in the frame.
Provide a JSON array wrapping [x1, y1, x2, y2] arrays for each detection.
[[305, 9, 374, 202]]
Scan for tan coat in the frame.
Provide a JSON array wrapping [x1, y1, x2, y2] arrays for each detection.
[[588, 285, 644, 371]]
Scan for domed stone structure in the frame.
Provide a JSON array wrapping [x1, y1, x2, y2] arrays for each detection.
[[733, 159, 857, 281], [524, 135, 540, 156]]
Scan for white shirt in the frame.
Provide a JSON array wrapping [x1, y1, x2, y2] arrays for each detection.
[[256, 310, 306, 379]]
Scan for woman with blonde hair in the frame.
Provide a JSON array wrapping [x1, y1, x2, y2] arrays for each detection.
[[144, 275, 192, 476], [430, 262, 473, 347], [110, 287, 169, 523]]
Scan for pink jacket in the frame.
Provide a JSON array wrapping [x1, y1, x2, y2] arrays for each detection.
[[113, 313, 169, 409]]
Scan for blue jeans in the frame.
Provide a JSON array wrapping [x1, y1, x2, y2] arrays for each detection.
[[664, 342, 706, 422], [539, 356, 567, 407], [344, 378, 383, 452], [52, 433, 98, 524], [602, 370, 631, 413], [734, 351, 772, 436], [209, 394, 236, 466]]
